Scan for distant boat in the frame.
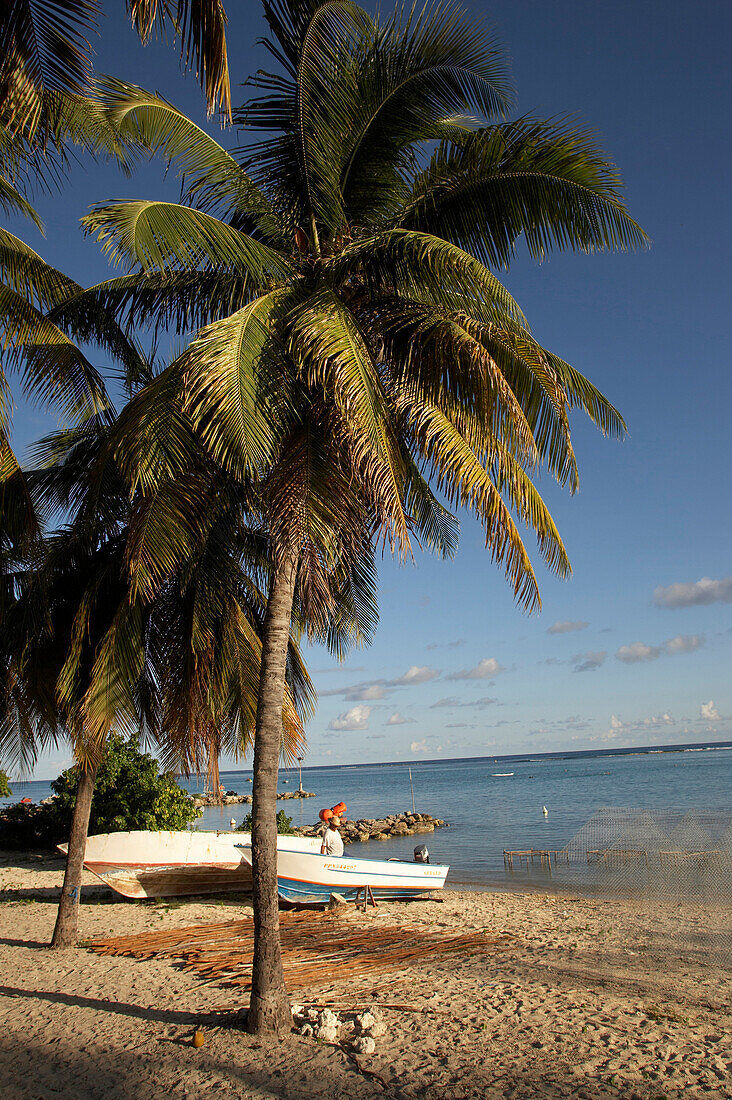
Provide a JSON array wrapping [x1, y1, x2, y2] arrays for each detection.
[[255, 847, 449, 905], [491, 772, 514, 777], [58, 830, 321, 900]]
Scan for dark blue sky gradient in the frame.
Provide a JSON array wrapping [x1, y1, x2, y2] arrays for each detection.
[[8, 1, 729, 774]]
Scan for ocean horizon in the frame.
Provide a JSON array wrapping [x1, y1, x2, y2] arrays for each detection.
[[3, 738, 730, 893]]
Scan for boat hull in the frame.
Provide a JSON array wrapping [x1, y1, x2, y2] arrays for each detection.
[[58, 830, 321, 899], [251, 847, 448, 905]]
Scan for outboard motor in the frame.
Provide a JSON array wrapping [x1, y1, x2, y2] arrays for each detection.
[[413, 843, 430, 864]]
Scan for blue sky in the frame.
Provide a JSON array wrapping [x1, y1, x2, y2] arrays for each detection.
[[7, 1, 730, 776]]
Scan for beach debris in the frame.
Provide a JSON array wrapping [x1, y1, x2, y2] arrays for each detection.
[[89, 912, 512, 994], [315, 1008, 340, 1043], [329, 892, 349, 910], [297, 1023, 314, 1038], [352, 1035, 376, 1055], [192, 1029, 205, 1048], [356, 1009, 387, 1038]]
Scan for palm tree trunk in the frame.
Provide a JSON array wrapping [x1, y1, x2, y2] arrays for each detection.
[[246, 549, 298, 1036], [51, 761, 97, 948]]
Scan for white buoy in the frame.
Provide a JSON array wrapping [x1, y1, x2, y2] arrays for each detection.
[[542, 805, 548, 816], [230, 817, 237, 829]]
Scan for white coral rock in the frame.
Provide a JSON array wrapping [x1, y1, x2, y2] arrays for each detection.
[[318, 1008, 340, 1029], [356, 1011, 376, 1032], [315, 1024, 339, 1043], [352, 1035, 376, 1055], [290, 1003, 304, 1017], [298, 1023, 314, 1038]]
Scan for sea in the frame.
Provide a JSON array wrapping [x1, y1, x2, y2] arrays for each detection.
[[3, 740, 730, 893]]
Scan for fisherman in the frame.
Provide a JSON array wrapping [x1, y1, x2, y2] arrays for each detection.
[[321, 814, 344, 857]]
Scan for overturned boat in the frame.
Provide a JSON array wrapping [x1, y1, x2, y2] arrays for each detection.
[[58, 830, 321, 900]]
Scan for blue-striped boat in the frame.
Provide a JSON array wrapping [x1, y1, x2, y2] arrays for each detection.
[[240, 845, 449, 905]]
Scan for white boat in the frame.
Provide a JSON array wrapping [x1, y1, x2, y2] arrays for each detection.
[[58, 830, 321, 900], [491, 772, 514, 777], [237, 847, 449, 905]]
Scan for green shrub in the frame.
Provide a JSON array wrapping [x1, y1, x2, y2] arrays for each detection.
[[0, 771, 11, 798], [0, 734, 200, 849], [236, 809, 294, 835]]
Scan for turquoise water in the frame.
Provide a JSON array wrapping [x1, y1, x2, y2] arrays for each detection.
[[6, 741, 728, 890]]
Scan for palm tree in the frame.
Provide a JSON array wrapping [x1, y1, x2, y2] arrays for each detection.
[[71, 0, 644, 1032], [1, 400, 317, 946], [0, 0, 231, 138], [0, 0, 234, 555]]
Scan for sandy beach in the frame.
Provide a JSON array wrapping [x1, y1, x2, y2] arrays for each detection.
[[1, 853, 729, 1099]]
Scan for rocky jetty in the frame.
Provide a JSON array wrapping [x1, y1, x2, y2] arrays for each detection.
[[192, 789, 315, 808], [293, 810, 448, 844]]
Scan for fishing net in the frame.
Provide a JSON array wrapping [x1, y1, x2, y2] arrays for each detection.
[[561, 806, 732, 966]]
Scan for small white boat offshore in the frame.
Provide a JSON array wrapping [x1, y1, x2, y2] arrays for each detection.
[[239, 847, 449, 905], [58, 830, 321, 900]]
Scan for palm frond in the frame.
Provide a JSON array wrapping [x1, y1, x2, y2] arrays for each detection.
[[330, 229, 526, 326], [401, 119, 648, 265], [81, 199, 292, 279], [398, 396, 542, 610], [0, 0, 98, 136], [96, 78, 273, 225], [127, 0, 232, 118], [0, 173, 43, 227], [182, 290, 295, 477], [0, 282, 109, 423]]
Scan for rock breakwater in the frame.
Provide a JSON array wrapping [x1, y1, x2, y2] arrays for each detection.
[[192, 789, 315, 808], [294, 810, 448, 844]]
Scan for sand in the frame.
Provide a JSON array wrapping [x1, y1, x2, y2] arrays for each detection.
[[1, 853, 730, 1099]]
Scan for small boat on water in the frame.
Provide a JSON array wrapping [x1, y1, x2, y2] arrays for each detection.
[[58, 830, 321, 900], [259, 848, 449, 905], [491, 772, 514, 777]]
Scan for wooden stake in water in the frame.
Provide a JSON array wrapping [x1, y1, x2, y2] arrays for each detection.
[[409, 767, 415, 813]]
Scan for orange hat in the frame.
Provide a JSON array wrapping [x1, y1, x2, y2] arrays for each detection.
[[331, 802, 347, 818], [319, 808, 333, 823]]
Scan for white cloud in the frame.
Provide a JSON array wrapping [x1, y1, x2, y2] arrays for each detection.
[[410, 739, 429, 753], [616, 635, 705, 664], [573, 651, 607, 672], [664, 634, 704, 655], [654, 575, 732, 608], [430, 695, 497, 709], [328, 705, 371, 731], [616, 641, 662, 663], [448, 657, 501, 681], [386, 712, 415, 726], [392, 665, 440, 685], [346, 684, 386, 701], [700, 700, 720, 721], [598, 711, 674, 740], [547, 620, 589, 634]]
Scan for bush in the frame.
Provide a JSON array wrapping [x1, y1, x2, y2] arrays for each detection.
[[0, 734, 201, 850], [236, 809, 294, 835], [0, 771, 11, 798]]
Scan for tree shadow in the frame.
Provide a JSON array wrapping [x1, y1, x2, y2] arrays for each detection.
[[0, 885, 114, 903], [0, 984, 237, 1027]]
